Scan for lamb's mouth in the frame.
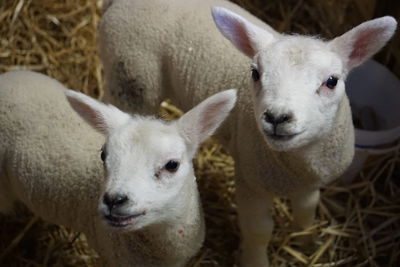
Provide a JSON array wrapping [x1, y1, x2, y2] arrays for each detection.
[[264, 131, 300, 141], [104, 211, 146, 227]]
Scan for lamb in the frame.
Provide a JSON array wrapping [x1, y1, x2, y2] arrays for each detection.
[[0, 70, 237, 266], [98, 0, 397, 266]]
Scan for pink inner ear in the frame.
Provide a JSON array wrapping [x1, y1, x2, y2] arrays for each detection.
[[198, 100, 228, 138], [213, 9, 256, 57], [349, 28, 382, 62], [235, 23, 255, 57]]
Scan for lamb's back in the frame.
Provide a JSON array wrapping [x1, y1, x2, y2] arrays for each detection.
[[99, 0, 278, 114]]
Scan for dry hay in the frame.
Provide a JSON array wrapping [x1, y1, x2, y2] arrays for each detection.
[[0, 0, 102, 98], [0, 0, 399, 266]]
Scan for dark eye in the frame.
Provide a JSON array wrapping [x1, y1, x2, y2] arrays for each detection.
[[325, 76, 338, 89], [165, 160, 180, 173], [251, 68, 260, 82], [100, 148, 106, 162]]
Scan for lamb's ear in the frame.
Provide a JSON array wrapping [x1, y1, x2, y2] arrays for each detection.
[[178, 89, 237, 156], [65, 90, 130, 135], [211, 7, 275, 57], [329, 16, 397, 70]]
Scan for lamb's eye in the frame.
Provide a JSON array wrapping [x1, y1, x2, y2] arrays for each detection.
[[165, 160, 180, 173], [325, 76, 338, 89], [100, 148, 106, 162], [251, 68, 260, 82]]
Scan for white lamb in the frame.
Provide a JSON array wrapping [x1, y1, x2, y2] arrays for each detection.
[[0, 70, 237, 266], [98, 0, 397, 266]]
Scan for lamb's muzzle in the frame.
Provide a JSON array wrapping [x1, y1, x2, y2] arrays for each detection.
[[101, 193, 142, 228]]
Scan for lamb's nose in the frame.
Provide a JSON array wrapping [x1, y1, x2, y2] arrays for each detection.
[[103, 193, 128, 210], [264, 111, 291, 125]]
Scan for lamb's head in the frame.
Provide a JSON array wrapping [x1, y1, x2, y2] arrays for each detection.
[[212, 7, 397, 151], [65, 89, 237, 231]]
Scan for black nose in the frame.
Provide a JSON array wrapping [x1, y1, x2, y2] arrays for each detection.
[[264, 111, 291, 125], [103, 193, 128, 210]]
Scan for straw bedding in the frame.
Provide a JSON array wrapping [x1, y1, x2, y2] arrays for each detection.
[[0, 0, 399, 266]]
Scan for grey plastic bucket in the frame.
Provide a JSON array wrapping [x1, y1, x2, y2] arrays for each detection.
[[342, 60, 400, 183]]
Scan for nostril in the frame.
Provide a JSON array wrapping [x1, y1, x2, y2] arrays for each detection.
[[277, 114, 290, 124], [103, 193, 128, 208], [114, 195, 128, 206], [103, 193, 112, 206], [264, 111, 275, 123], [264, 111, 291, 125]]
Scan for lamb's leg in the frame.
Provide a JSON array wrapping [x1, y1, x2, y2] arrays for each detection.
[[290, 189, 320, 230], [236, 182, 273, 267]]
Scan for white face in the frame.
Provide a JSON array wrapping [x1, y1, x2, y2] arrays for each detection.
[[212, 7, 396, 151], [99, 119, 192, 231], [66, 88, 237, 232], [250, 36, 345, 151]]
